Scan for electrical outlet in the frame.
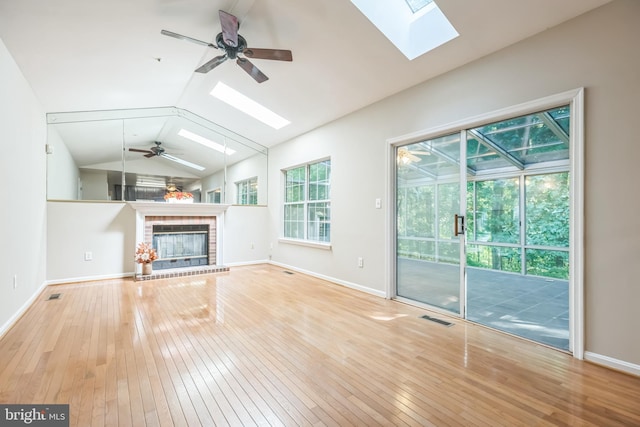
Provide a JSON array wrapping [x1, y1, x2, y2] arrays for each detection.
[[13, 274, 17, 289], [250, 242, 255, 249], [84, 251, 93, 261], [358, 257, 364, 268]]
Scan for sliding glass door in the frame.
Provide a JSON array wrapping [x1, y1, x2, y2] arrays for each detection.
[[396, 133, 465, 314], [394, 102, 575, 352]]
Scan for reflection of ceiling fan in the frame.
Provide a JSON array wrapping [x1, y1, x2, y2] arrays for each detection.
[[128, 141, 205, 171], [161, 10, 293, 83], [397, 147, 431, 164]]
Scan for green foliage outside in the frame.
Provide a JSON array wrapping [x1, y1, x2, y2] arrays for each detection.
[[397, 172, 570, 280]]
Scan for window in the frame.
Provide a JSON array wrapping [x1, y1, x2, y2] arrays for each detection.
[[284, 159, 331, 242], [236, 177, 258, 205], [206, 188, 221, 203]]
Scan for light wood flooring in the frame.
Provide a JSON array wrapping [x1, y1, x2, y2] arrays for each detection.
[[1, 264, 639, 426]]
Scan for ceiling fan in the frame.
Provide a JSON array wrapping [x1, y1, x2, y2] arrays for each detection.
[[161, 10, 293, 83], [129, 141, 205, 171], [397, 147, 431, 164]]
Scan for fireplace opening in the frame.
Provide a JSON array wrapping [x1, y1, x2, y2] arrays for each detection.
[[152, 224, 209, 270]]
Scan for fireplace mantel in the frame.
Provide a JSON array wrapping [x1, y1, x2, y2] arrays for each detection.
[[129, 202, 230, 272], [127, 201, 230, 216]]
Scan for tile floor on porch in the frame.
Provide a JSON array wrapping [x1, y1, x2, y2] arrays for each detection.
[[397, 259, 569, 351]]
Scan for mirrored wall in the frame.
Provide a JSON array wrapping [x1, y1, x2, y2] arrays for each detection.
[[46, 107, 268, 205]]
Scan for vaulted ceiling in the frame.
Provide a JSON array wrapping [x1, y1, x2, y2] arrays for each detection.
[[0, 0, 610, 188], [0, 0, 612, 149]]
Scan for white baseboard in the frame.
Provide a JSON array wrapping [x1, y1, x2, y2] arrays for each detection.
[[584, 351, 640, 377], [268, 261, 386, 298], [46, 272, 134, 286], [225, 259, 270, 268], [0, 280, 48, 339]]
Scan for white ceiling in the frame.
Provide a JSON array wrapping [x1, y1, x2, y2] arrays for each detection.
[[0, 0, 611, 152]]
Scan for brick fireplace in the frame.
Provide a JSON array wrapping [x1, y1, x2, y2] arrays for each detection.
[[145, 216, 216, 269], [129, 202, 230, 279]]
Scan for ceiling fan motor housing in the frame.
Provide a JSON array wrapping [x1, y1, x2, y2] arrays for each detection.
[[216, 33, 247, 59]]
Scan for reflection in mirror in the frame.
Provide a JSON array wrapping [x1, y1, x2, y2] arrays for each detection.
[[46, 107, 268, 204]]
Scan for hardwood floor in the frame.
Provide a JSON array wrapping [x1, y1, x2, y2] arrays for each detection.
[[1, 264, 639, 426]]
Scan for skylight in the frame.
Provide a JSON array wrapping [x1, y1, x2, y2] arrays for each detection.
[[161, 153, 206, 171], [178, 128, 236, 155], [351, 0, 458, 60], [405, 0, 433, 14], [210, 82, 290, 130]]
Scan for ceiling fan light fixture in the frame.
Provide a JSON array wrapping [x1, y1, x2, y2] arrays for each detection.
[[210, 82, 290, 130], [178, 128, 236, 155]]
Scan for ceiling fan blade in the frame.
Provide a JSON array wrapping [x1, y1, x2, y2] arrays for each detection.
[[128, 148, 153, 154], [195, 55, 228, 73], [160, 153, 206, 171], [236, 58, 268, 83], [161, 30, 217, 49], [144, 152, 156, 158], [244, 48, 292, 61], [219, 10, 239, 47]]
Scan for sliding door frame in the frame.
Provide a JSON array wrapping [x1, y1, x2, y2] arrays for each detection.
[[387, 88, 584, 358]]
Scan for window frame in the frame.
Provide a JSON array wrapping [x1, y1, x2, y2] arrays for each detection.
[[236, 177, 258, 205], [206, 188, 221, 204], [281, 158, 332, 249]]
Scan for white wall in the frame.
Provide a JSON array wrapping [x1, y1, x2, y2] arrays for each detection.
[[268, 0, 640, 366], [46, 125, 79, 200], [226, 153, 268, 205], [79, 169, 109, 200], [46, 202, 136, 283], [201, 152, 269, 205], [201, 170, 224, 202], [0, 38, 48, 335], [46, 201, 270, 281], [223, 205, 270, 265]]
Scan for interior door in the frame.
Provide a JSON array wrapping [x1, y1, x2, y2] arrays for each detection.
[[395, 132, 466, 315]]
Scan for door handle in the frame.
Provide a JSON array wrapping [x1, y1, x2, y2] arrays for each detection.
[[454, 214, 465, 236]]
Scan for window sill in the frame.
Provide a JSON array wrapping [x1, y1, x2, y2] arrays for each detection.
[[278, 238, 332, 251]]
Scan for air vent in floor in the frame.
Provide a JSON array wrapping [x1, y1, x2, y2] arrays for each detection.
[[420, 314, 453, 327], [47, 293, 62, 300], [283, 270, 294, 275]]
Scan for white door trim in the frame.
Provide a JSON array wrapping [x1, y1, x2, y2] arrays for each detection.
[[387, 88, 585, 358]]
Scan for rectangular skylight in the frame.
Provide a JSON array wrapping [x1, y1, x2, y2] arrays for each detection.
[[161, 153, 206, 171], [405, 0, 433, 14], [351, 0, 458, 60], [178, 128, 236, 155], [210, 82, 290, 130]]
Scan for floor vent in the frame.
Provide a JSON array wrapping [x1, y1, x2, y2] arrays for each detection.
[[47, 293, 62, 300], [283, 270, 294, 275], [420, 314, 453, 327]]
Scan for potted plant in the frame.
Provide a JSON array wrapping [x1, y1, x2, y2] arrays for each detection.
[[135, 242, 158, 275]]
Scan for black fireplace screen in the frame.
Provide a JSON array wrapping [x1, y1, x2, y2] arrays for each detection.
[[152, 224, 209, 270]]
